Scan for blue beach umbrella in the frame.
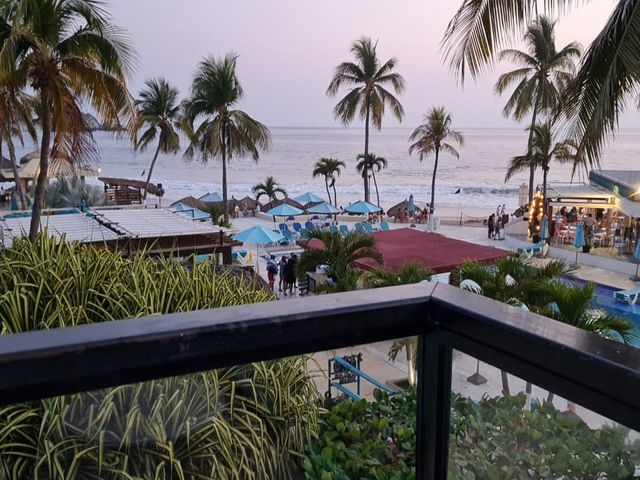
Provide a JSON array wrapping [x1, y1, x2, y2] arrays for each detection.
[[408, 194, 415, 215], [294, 192, 324, 204], [345, 200, 383, 215], [573, 221, 585, 264], [265, 203, 304, 217], [233, 226, 285, 272], [199, 192, 223, 203], [10, 195, 17, 211], [539, 215, 549, 241], [306, 202, 342, 215]]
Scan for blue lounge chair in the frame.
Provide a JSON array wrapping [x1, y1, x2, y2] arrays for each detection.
[[362, 222, 375, 233], [614, 286, 640, 305], [354, 223, 365, 233], [293, 222, 302, 233], [380, 221, 391, 231], [339, 225, 350, 236], [278, 223, 287, 233], [305, 221, 315, 231], [516, 242, 548, 257], [329, 225, 339, 234], [300, 228, 310, 240], [283, 229, 296, 243]]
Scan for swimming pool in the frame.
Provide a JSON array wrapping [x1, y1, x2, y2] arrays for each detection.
[[563, 277, 640, 348]]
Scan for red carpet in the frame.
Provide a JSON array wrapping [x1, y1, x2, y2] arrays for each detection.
[[354, 228, 509, 273]]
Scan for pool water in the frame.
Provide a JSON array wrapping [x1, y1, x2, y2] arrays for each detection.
[[563, 277, 640, 348]]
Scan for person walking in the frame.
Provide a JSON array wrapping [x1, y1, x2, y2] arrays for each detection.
[[283, 257, 297, 296], [488, 214, 495, 239], [494, 216, 503, 240], [266, 255, 278, 292]]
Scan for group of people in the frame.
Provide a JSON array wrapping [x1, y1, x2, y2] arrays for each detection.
[[394, 205, 431, 224], [266, 254, 299, 296], [487, 205, 508, 240]]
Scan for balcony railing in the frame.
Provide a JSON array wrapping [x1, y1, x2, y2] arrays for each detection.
[[0, 282, 638, 479]]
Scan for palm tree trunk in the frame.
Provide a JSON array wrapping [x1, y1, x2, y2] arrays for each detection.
[[430, 147, 439, 213], [324, 177, 331, 204], [405, 340, 416, 386], [501, 370, 511, 396], [222, 127, 229, 224], [332, 182, 338, 207], [542, 162, 549, 208], [372, 169, 380, 207], [364, 102, 370, 203], [526, 100, 540, 204], [7, 138, 27, 210], [142, 143, 161, 201], [29, 89, 52, 241]]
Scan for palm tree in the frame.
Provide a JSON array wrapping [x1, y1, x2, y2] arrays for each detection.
[[312, 157, 345, 206], [327, 37, 405, 203], [297, 230, 382, 288], [506, 120, 579, 205], [356, 153, 387, 207], [0, 82, 35, 209], [362, 260, 433, 386], [136, 78, 182, 200], [183, 54, 271, 224], [442, 0, 634, 169], [0, 0, 137, 240], [252, 176, 286, 203], [409, 107, 464, 213], [494, 17, 581, 203]]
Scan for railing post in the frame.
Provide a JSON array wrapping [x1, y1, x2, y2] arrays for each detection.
[[415, 333, 452, 480]]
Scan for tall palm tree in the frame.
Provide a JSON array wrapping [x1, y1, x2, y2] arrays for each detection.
[[136, 78, 182, 200], [506, 120, 579, 205], [252, 176, 286, 203], [327, 37, 405, 203], [0, 0, 137, 240], [0, 82, 35, 209], [356, 153, 387, 207], [494, 17, 581, 203], [409, 107, 464, 213], [183, 54, 271, 224], [442, 0, 636, 169], [312, 157, 345, 206]]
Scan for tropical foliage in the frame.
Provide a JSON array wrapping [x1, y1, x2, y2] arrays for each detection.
[[495, 16, 581, 202], [409, 107, 464, 213], [184, 54, 271, 223], [313, 157, 345, 206], [252, 175, 287, 203], [361, 260, 432, 289], [442, 0, 639, 169], [356, 153, 387, 207], [297, 230, 382, 292], [43, 176, 107, 209], [305, 388, 639, 480], [136, 78, 182, 199], [327, 37, 405, 202], [0, 237, 321, 479], [0, 0, 137, 240]]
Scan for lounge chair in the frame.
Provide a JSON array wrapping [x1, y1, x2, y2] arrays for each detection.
[[305, 221, 315, 231], [362, 222, 375, 233], [380, 221, 391, 231], [278, 223, 288, 233], [614, 286, 640, 305], [300, 228, 310, 240], [339, 225, 350, 236], [292, 222, 302, 233], [283, 229, 296, 243], [329, 225, 339, 234], [516, 242, 548, 258], [354, 223, 365, 233]]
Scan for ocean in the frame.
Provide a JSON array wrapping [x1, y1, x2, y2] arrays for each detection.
[[12, 126, 640, 211]]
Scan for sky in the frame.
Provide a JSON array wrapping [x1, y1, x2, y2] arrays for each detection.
[[109, 0, 627, 129]]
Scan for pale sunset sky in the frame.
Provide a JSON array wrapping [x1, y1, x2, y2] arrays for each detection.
[[110, 0, 627, 129]]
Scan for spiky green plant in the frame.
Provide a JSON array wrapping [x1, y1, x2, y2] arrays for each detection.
[[0, 236, 321, 479], [41, 176, 107, 209]]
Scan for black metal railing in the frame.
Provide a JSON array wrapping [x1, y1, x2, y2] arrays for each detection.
[[0, 282, 638, 479]]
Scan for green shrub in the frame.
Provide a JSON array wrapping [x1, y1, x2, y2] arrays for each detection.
[[305, 389, 639, 480], [0, 236, 321, 479]]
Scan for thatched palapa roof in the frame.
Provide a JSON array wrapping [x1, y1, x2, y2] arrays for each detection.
[[99, 177, 165, 197]]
